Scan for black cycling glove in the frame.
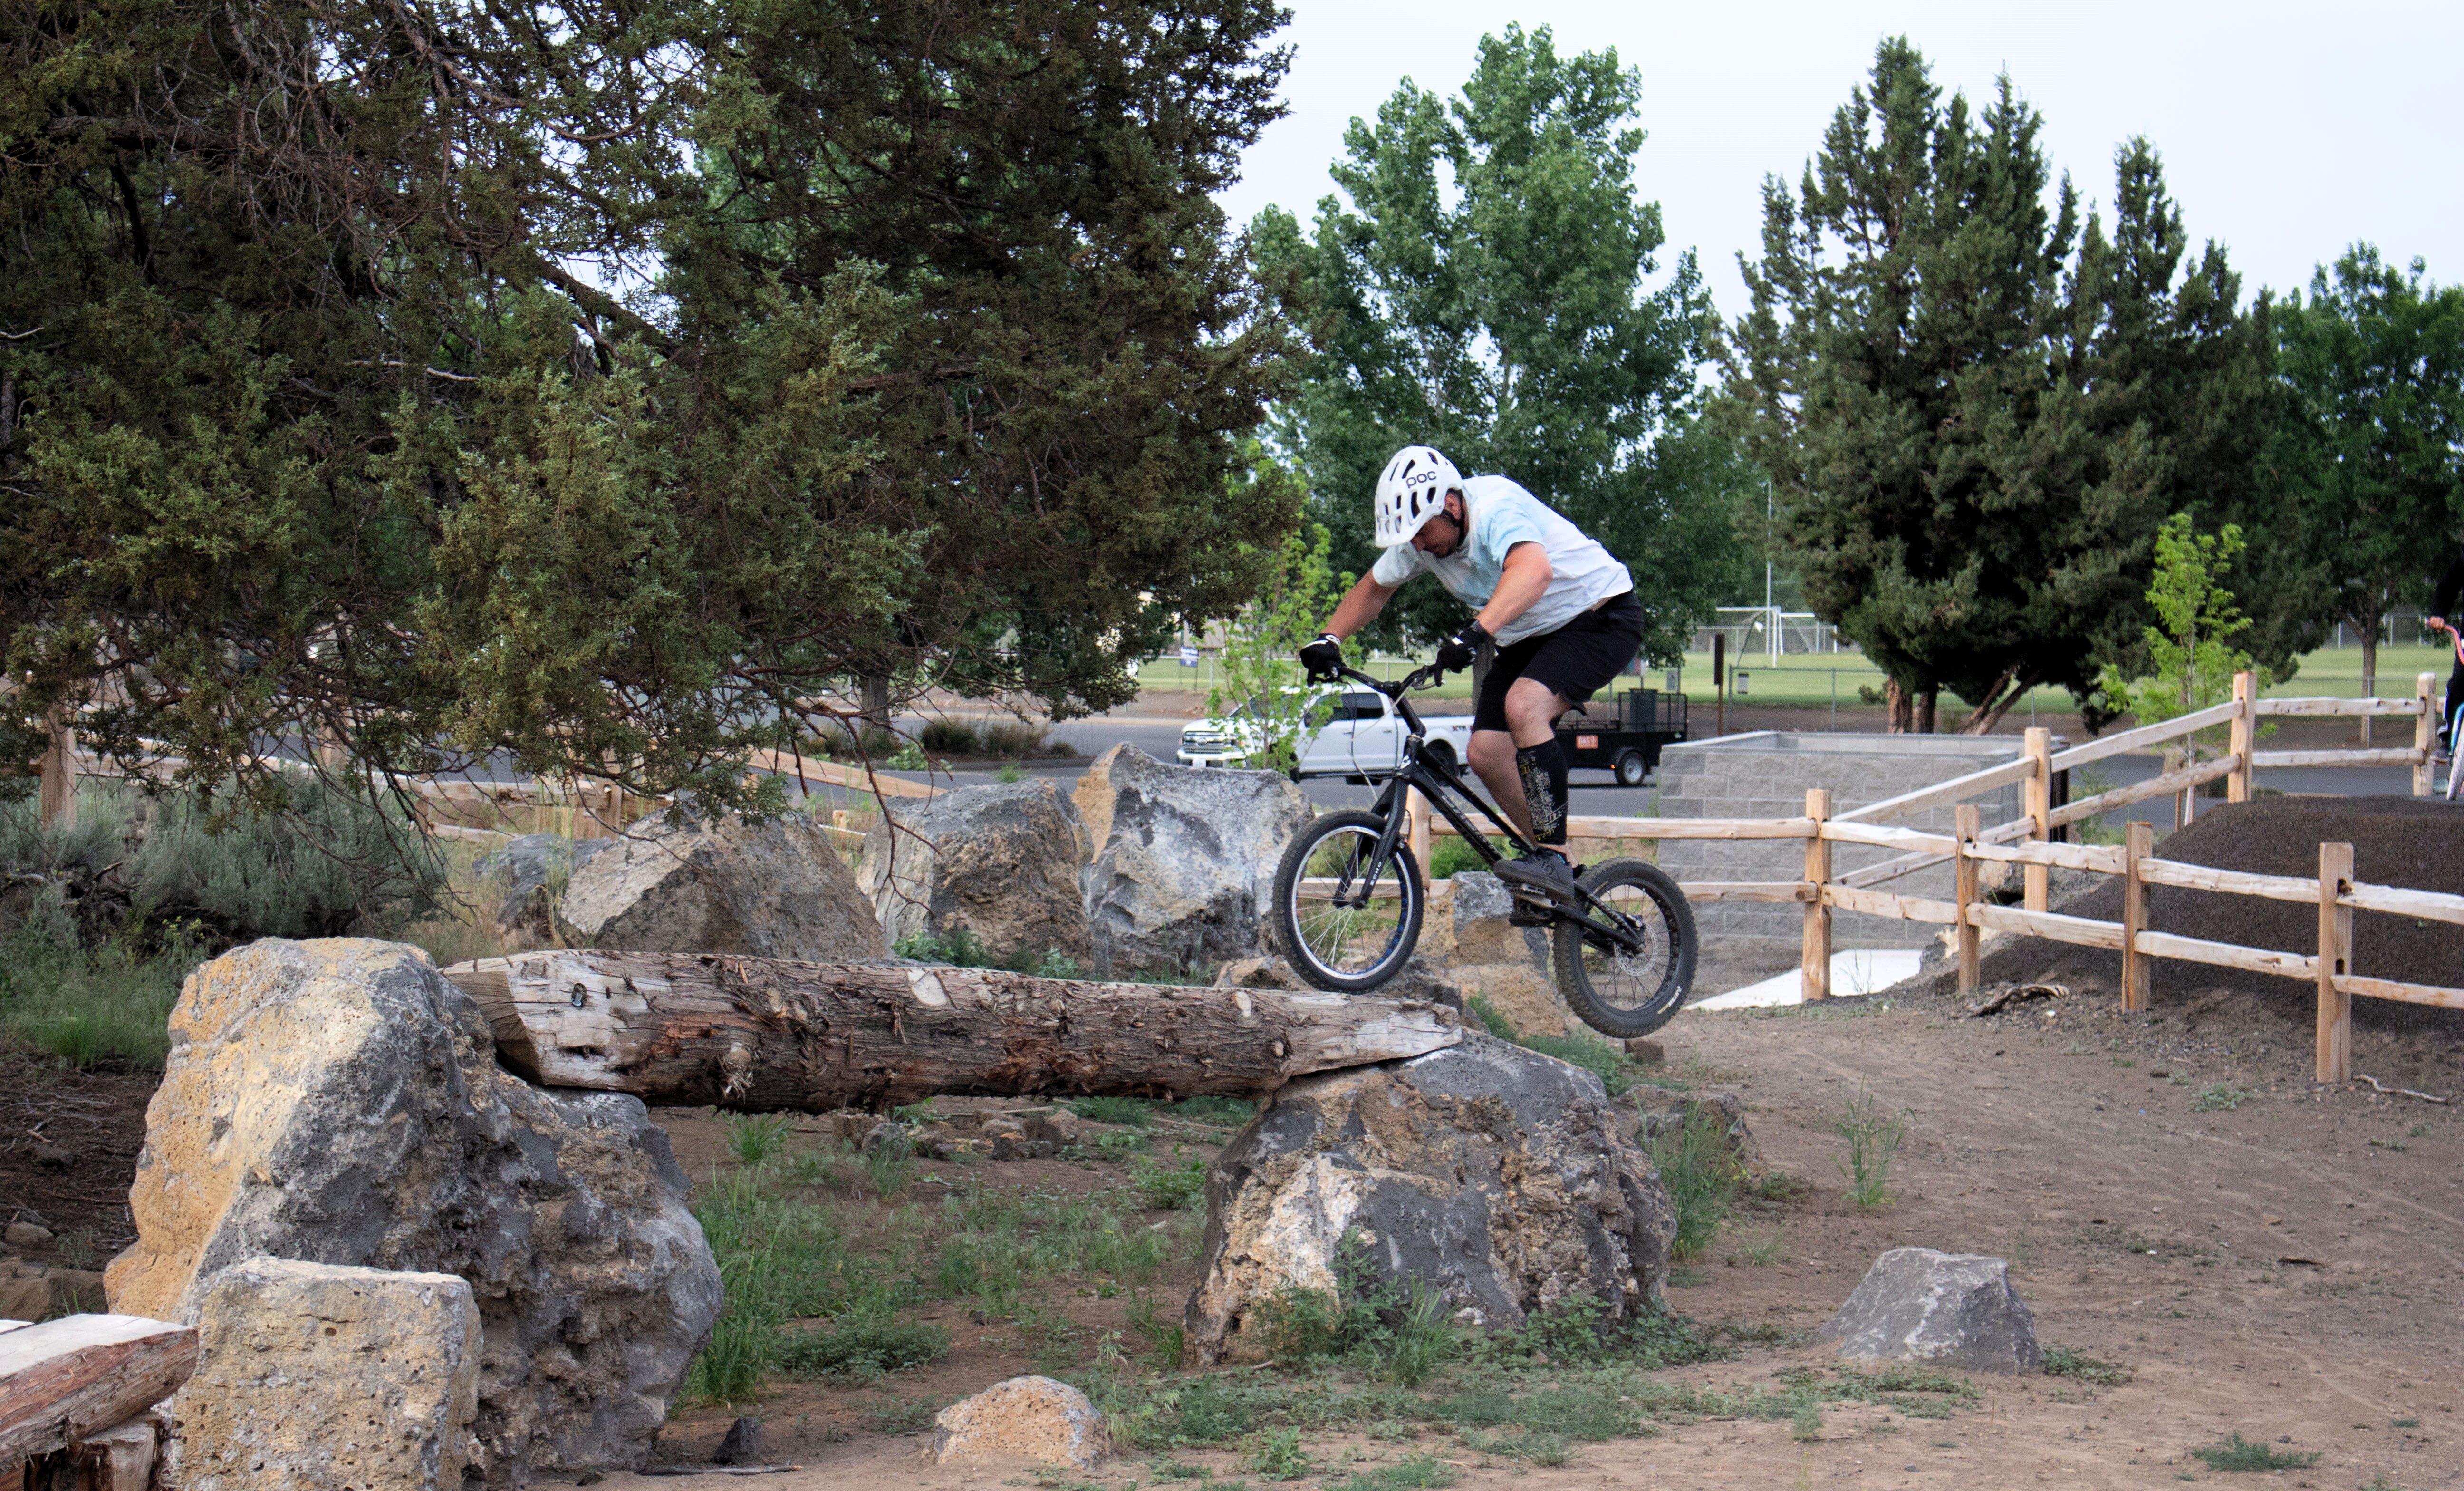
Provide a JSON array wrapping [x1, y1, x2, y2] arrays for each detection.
[[1298, 633, 1344, 682], [1435, 620, 1489, 674]]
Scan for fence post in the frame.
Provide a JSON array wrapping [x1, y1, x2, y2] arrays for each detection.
[[1801, 787, 1832, 1002], [2228, 671, 2255, 804], [1953, 804, 1980, 996], [2122, 820, 2153, 1014], [1407, 787, 1432, 892], [2021, 726, 2052, 912], [38, 701, 75, 832], [2317, 841, 2354, 1083], [2414, 672, 2435, 797]]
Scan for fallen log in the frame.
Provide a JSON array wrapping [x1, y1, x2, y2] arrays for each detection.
[[441, 951, 1462, 1110], [0, 1314, 196, 1468]]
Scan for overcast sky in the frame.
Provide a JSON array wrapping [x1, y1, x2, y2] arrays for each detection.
[[1215, 0, 2464, 326]]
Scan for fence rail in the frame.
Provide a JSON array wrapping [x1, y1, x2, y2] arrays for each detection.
[[1395, 670, 2454, 1082]]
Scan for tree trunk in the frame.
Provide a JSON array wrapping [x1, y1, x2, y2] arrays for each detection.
[[1957, 668, 2022, 736], [859, 672, 894, 736], [0, 1315, 197, 1466], [441, 951, 1464, 1111], [2359, 606, 2380, 748], [1885, 677, 1912, 733], [1916, 686, 1938, 735]]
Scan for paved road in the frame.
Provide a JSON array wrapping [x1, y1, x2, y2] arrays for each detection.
[[837, 711, 2441, 825]]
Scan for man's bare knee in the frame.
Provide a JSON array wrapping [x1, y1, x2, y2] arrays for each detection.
[[1503, 678, 1569, 743]]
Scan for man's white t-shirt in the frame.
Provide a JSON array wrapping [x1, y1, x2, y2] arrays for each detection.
[[1368, 474, 1632, 646]]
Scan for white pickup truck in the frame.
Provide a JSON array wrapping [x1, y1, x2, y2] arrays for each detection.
[[1177, 687, 1475, 783]]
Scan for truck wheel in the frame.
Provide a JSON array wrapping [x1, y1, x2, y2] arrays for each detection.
[[1614, 751, 1647, 787]]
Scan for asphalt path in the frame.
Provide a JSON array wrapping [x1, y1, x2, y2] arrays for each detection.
[[839, 712, 2438, 825]]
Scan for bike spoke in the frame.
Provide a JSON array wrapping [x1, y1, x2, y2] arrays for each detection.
[[1292, 825, 1412, 978]]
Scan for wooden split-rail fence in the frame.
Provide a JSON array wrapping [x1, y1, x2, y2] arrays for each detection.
[[1387, 671, 2459, 1083]]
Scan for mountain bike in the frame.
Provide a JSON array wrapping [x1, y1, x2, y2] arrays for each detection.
[[1268, 663, 1698, 1037]]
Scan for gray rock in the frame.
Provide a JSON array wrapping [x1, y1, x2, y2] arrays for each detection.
[[1073, 746, 1313, 978], [1184, 1030, 1674, 1363], [173, 1258, 482, 1491], [1443, 872, 1570, 1038], [1817, 1247, 2041, 1374], [473, 834, 612, 938], [107, 939, 724, 1484], [556, 812, 884, 961], [857, 780, 1091, 964]]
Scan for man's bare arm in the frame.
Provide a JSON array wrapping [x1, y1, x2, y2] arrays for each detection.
[[1475, 542, 1553, 635], [1323, 572, 1397, 639]]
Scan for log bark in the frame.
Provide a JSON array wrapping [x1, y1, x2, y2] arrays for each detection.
[[441, 951, 1463, 1111], [0, 1315, 195, 1467]]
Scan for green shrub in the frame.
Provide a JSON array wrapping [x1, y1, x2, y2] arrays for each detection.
[[2190, 1432, 2317, 1471], [1132, 1156, 1207, 1211], [919, 719, 981, 755], [0, 920, 203, 1070], [728, 1113, 792, 1167], [130, 774, 444, 939], [980, 720, 1051, 757], [1651, 1105, 1744, 1260], [775, 1313, 950, 1380], [2040, 1346, 2133, 1386], [1426, 835, 1507, 879], [1063, 1095, 1154, 1127]]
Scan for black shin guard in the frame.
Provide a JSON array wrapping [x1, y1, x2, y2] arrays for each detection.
[[1515, 739, 1571, 847]]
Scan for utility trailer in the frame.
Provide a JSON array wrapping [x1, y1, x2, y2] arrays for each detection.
[[1557, 688, 1690, 786]]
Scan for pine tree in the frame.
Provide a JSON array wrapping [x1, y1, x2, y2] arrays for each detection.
[[1717, 39, 2277, 732], [1254, 24, 1751, 662], [0, 0, 1299, 801]]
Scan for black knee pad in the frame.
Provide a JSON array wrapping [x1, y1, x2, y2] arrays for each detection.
[[1515, 739, 1570, 846]]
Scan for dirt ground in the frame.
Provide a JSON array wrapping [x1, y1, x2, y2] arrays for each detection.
[[615, 968, 2464, 1491]]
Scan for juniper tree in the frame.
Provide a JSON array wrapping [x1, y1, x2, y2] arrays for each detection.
[[0, 0, 1298, 804], [1253, 24, 1751, 662], [1717, 39, 2278, 732]]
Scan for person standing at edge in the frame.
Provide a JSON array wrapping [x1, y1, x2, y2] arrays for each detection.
[[1297, 445, 1646, 900], [2430, 547, 2464, 753]]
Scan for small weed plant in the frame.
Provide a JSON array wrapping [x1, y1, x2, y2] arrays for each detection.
[[2193, 1081, 2251, 1112], [2040, 1346, 2133, 1386], [727, 1113, 793, 1167], [1651, 1104, 1744, 1260], [1064, 1094, 1155, 1127], [1132, 1155, 1208, 1211], [2190, 1432, 2317, 1471], [1251, 1426, 1311, 1480], [1829, 1086, 1910, 1209]]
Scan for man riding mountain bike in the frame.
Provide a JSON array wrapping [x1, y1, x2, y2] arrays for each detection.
[[1298, 445, 1646, 903]]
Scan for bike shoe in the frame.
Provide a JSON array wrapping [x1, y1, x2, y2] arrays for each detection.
[[1494, 850, 1581, 903]]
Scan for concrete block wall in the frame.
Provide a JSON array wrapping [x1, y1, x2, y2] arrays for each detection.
[[1654, 732, 2028, 949]]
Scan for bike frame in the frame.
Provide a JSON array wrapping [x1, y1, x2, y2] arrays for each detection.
[[1322, 664, 1648, 957]]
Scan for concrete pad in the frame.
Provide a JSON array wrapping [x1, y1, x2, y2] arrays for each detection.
[[1693, 949, 1923, 1010]]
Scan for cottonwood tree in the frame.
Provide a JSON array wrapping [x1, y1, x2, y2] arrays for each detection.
[[0, 0, 1298, 807], [1253, 24, 1752, 662], [2272, 246, 2464, 701], [1718, 39, 2278, 733]]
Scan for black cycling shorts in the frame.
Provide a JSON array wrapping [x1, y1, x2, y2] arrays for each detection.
[[1471, 592, 1646, 734]]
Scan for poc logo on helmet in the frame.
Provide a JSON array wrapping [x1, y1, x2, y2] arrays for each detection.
[[1374, 445, 1462, 547]]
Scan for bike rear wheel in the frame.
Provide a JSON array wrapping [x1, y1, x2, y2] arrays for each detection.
[[1550, 858, 1696, 1037], [1271, 809, 1425, 993]]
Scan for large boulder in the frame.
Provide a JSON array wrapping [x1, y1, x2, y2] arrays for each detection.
[[1818, 1248, 2041, 1374], [473, 834, 611, 940], [1073, 746, 1313, 978], [857, 780, 1091, 963], [1184, 1031, 1674, 1364], [106, 939, 723, 1484], [172, 1258, 481, 1491], [555, 812, 883, 960], [1442, 872, 1572, 1038]]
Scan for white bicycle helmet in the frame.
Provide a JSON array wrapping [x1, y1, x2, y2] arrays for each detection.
[[1373, 445, 1462, 548]]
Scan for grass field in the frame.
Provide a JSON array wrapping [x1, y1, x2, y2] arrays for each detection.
[[1151, 641, 2460, 717]]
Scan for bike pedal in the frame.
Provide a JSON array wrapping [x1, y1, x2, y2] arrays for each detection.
[[1505, 890, 1555, 927]]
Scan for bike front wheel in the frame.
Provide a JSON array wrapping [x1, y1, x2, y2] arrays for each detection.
[[1271, 809, 1425, 993], [1551, 858, 1697, 1038]]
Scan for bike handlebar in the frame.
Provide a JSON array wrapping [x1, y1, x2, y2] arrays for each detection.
[[1309, 662, 1451, 738]]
